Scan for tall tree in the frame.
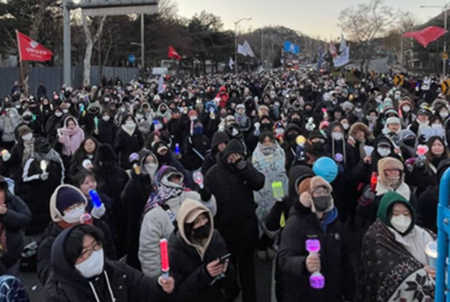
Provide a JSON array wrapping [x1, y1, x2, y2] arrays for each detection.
[[338, 0, 398, 72], [82, 15, 106, 87]]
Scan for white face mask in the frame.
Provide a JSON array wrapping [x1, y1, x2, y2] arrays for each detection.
[[341, 123, 349, 130], [125, 121, 135, 128], [75, 249, 104, 278], [332, 132, 343, 140], [190, 116, 197, 121], [440, 111, 449, 119], [432, 123, 443, 129], [22, 133, 33, 141], [62, 206, 85, 224], [145, 163, 158, 176], [63, 109, 69, 114], [55, 112, 63, 117], [390, 214, 411, 234], [119, 107, 126, 113], [102, 116, 110, 122], [402, 106, 411, 112], [136, 114, 144, 121], [377, 147, 390, 157]]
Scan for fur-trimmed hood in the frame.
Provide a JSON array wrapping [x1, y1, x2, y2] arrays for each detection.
[[299, 176, 334, 214]]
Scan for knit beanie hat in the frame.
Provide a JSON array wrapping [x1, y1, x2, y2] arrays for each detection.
[[56, 186, 85, 213], [386, 117, 401, 125], [188, 110, 198, 118]]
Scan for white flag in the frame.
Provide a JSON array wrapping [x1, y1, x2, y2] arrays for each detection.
[[158, 75, 165, 94], [238, 44, 247, 57], [339, 33, 347, 53], [243, 40, 255, 57], [228, 57, 234, 69], [334, 45, 350, 68]]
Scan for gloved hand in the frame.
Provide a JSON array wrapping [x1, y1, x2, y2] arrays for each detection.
[[199, 187, 212, 201], [253, 122, 260, 137], [91, 203, 106, 219], [40, 172, 49, 181], [236, 159, 247, 171]]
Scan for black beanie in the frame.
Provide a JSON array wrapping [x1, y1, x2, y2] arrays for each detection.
[[56, 187, 85, 213]]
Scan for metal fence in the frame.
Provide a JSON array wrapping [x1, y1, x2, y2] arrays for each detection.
[[0, 65, 140, 97]]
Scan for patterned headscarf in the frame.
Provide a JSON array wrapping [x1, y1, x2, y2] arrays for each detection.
[[143, 165, 185, 213]]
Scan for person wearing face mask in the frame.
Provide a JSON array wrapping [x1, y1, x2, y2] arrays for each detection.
[[399, 99, 415, 129], [45, 224, 174, 301], [92, 144, 129, 257], [382, 116, 402, 148], [281, 123, 302, 172], [134, 108, 151, 136], [360, 157, 419, 234], [168, 199, 239, 301], [56, 117, 85, 168], [407, 136, 449, 198], [292, 130, 329, 168], [278, 176, 355, 302], [397, 129, 418, 160], [0, 108, 22, 150], [408, 108, 430, 139], [156, 103, 172, 122], [94, 111, 118, 147], [17, 137, 64, 236], [45, 108, 64, 144], [347, 122, 374, 165], [37, 184, 117, 285], [252, 132, 288, 261], [201, 131, 229, 175], [326, 122, 355, 167], [114, 115, 144, 170], [204, 139, 264, 302], [140, 166, 216, 278], [122, 150, 159, 270], [358, 192, 435, 302], [182, 122, 210, 171], [79, 102, 106, 133]]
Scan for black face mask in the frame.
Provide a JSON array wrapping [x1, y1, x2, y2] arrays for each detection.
[[312, 195, 332, 212], [312, 142, 325, 152], [260, 123, 271, 131], [192, 221, 211, 239]]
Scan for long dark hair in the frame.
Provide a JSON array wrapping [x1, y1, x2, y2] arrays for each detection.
[[71, 136, 99, 167]]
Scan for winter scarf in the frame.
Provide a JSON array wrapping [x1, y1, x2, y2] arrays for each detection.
[[59, 123, 85, 156], [22, 139, 36, 167], [121, 123, 136, 136], [143, 183, 185, 214], [357, 219, 434, 302]]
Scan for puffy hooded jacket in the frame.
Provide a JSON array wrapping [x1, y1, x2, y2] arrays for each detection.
[[168, 199, 239, 302], [44, 225, 167, 302]]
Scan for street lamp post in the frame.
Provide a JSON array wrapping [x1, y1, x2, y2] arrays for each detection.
[[421, 4, 449, 77], [234, 17, 251, 74]]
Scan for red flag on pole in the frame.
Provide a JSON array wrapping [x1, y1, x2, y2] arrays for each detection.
[[16, 31, 53, 62], [168, 46, 181, 60], [403, 26, 447, 48]]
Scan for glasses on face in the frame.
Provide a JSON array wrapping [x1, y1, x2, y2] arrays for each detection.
[[312, 187, 329, 197], [79, 241, 103, 261], [66, 203, 84, 214]]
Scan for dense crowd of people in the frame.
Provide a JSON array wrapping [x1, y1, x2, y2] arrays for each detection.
[[0, 70, 444, 301]]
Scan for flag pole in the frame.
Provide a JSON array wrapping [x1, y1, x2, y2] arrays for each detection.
[[16, 30, 27, 94]]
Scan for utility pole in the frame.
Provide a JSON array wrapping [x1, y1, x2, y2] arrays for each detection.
[[63, 0, 71, 86], [141, 13, 145, 77], [261, 28, 264, 68]]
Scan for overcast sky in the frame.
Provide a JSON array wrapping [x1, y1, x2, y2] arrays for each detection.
[[176, 0, 443, 39]]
